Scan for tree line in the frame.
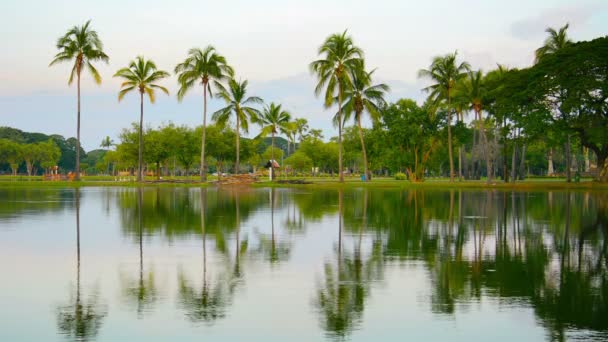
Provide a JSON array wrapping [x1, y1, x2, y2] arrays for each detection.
[[4, 21, 604, 181]]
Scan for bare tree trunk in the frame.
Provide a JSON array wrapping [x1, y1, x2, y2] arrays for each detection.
[[584, 147, 590, 172], [235, 114, 240, 174], [548, 147, 554, 176], [138, 91, 144, 182], [477, 109, 492, 183], [519, 144, 527, 180], [511, 141, 517, 182], [75, 73, 81, 181], [338, 88, 344, 183], [271, 132, 275, 181], [357, 115, 370, 181], [200, 84, 208, 182], [447, 90, 454, 182], [565, 135, 572, 182]]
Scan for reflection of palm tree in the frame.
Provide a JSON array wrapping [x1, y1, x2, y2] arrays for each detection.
[[256, 188, 291, 263], [57, 189, 106, 340], [177, 188, 232, 323], [121, 188, 157, 318], [314, 189, 383, 339]]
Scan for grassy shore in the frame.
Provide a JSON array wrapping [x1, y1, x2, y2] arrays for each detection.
[[0, 175, 606, 190]]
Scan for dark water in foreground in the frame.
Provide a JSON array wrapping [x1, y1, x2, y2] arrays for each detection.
[[0, 187, 606, 341]]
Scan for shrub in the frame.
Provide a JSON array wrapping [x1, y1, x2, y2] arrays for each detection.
[[394, 172, 406, 180]]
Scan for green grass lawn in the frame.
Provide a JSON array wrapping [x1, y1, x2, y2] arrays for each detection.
[[0, 174, 605, 190]]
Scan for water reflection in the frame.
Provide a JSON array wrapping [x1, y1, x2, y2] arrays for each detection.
[[0, 187, 606, 341], [120, 188, 158, 318], [56, 189, 107, 341]]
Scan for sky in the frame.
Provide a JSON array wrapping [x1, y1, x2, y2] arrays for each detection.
[[0, 0, 607, 151]]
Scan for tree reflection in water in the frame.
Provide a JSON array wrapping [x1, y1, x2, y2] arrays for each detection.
[[315, 189, 384, 340], [120, 187, 158, 318], [56, 189, 107, 341]]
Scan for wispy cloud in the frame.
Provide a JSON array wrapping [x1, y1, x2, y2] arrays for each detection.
[[510, 3, 603, 40]]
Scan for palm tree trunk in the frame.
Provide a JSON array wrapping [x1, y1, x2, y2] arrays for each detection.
[[519, 144, 527, 180], [138, 91, 144, 182], [271, 132, 275, 181], [235, 114, 240, 174], [200, 84, 208, 182], [447, 90, 454, 182], [565, 135, 572, 182], [357, 115, 370, 181], [338, 88, 344, 183], [548, 147, 554, 176], [75, 73, 81, 181], [477, 109, 492, 183], [511, 141, 517, 182]]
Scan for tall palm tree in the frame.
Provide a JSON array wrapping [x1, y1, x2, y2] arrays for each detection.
[[310, 30, 363, 182], [456, 70, 492, 183], [257, 103, 291, 179], [294, 118, 309, 144], [175, 46, 234, 182], [50, 20, 109, 181], [113, 56, 170, 182], [418, 52, 470, 182], [535, 23, 573, 181], [212, 79, 262, 173], [339, 61, 389, 181]]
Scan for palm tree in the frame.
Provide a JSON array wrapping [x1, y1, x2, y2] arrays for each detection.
[[50, 20, 109, 181], [456, 70, 492, 183], [100, 136, 113, 150], [310, 30, 363, 182], [175, 46, 234, 182], [113, 57, 170, 182], [294, 118, 309, 144], [534, 23, 572, 63], [535, 23, 573, 181], [339, 61, 389, 181], [212, 79, 262, 173], [282, 121, 298, 156], [257, 103, 291, 179], [418, 52, 470, 182]]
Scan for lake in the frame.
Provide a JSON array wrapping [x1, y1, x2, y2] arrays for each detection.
[[0, 187, 606, 341]]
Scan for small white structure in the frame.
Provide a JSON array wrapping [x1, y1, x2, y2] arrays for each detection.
[[265, 159, 280, 180]]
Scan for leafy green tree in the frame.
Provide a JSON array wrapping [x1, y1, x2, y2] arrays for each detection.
[[339, 61, 389, 181], [310, 30, 363, 182], [50, 20, 109, 180], [175, 46, 234, 181], [284, 151, 312, 174], [257, 103, 291, 179], [0, 139, 23, 176], [418, 52, 470, 181], [212, 79, 263, 173], [22, 143, 42, 176], [114, 56, 170, 181], [175, 126, 199, 175]]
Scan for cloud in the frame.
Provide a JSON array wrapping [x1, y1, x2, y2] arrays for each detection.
[[510, 4, 603, 40]]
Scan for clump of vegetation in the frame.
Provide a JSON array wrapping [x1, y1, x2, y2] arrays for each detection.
[[394, 172, 406, 180]]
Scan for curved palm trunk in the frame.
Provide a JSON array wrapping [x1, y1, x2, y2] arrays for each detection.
[[447, 90, 454, 182], [75, 73, 81, 181], [477, 109, 492, 183], [338, 88, 344, 183], [138, 91, 144, 182], [235, 114, 240, 174], [200, 84, 208, 182], [356, 115, 370, 181]]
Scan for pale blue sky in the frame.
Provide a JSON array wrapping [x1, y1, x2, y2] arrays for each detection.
[[0, 0, 606, 150]]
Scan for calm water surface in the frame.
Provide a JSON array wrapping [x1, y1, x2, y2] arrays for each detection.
[[0, 187, 606, 341]]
